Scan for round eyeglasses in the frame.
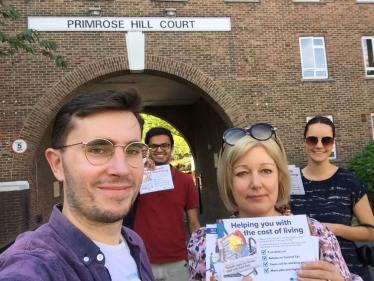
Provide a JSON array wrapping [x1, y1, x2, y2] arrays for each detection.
[[56, 138, 150, 168]]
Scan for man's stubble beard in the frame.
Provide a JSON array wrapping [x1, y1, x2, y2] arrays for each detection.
[[62, 159, 140, 224]]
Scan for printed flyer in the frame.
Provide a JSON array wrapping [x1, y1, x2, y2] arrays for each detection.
[[140, 165, 174, 194], [288, 165, 305, 195], [205, 215, 316, 281]]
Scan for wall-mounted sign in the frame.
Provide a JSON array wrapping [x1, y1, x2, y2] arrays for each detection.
[[0, 181, 29, 192], [28, 17, 231, 32], [11, 139, 28, 154]]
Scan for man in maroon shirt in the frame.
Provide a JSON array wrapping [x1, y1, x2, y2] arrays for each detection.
[[134, 127, 201, 281]]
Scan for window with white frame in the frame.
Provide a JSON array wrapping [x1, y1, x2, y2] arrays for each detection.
[[306, 115, 337, 159], [299, 37, 328, 79], [371, 113, 374, 140], [362, 37, 374, 77]]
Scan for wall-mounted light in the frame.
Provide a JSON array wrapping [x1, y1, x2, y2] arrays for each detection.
[[165, 8, 177, 17], [89, 7, 102, 17]]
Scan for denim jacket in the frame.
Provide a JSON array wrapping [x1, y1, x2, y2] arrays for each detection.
[[0, 203, 155, 281]]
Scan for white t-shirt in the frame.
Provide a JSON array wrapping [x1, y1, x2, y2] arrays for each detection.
[[93, 236, 140, 281]]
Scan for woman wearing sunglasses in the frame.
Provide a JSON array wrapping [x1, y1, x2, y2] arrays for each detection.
[[188, 123, 361, 281], [290, 116, 374, 281]]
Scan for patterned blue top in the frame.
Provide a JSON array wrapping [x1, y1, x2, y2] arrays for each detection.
[[290, 167, 371, 281]]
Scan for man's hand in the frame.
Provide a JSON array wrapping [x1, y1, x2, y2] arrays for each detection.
[[297, 261, 345, 281], [144, 158, 155, 171]]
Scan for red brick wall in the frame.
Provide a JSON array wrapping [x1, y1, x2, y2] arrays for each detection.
[[0, 189, 29, 245]]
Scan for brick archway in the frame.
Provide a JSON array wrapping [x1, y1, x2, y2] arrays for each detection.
[[10, 55, 244, 227]]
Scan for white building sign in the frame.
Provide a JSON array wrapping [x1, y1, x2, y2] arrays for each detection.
[[28, 17, 231, 32]]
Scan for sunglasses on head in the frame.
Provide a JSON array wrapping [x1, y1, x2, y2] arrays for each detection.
[[305, 136, 334, 147], [223, 123, 278, 146]]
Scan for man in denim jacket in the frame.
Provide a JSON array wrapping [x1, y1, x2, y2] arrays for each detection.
[[0, 89, 155, 281]]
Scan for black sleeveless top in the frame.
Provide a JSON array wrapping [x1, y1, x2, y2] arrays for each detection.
[[290, 167, 371, 281]]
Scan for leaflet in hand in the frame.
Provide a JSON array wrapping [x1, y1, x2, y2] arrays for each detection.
[[288, 165, 305, 195], [140, 165, 174, 194], [205, 215, 316, 281]]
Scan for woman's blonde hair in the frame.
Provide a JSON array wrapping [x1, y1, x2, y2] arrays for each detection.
[[217, 135, 291, 213]]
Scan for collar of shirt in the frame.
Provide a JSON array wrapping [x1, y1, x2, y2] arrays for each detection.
[[49, 204, 144, 273], [49, 203, 102, 266]]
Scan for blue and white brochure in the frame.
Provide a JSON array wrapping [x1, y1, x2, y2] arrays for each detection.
[[205, 215, 316, 281]]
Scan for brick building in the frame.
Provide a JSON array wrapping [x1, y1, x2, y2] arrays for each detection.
[[0, 0, 373, 246]]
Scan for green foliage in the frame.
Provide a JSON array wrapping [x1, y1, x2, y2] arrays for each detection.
[[347, 141, 374, 208], [171, 157, 192, 173], [0, 0, 67, 67], [141, 114, 191, 159]]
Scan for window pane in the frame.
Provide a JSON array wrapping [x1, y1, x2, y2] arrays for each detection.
[[314, 48, 326, 68], [303, 71, 314, 78], [367, 39, 374, 67], [301, 38, 314, 69], [316, 71, 327, 77], [313, 38, 324, 46], [367, 70, 374, 76], [363, 39, 369, 66], [363, 39, 374, 68]]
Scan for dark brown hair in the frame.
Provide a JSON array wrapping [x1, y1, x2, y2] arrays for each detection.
[[304, 116, 335, 138], [51, 88, 144, 149]]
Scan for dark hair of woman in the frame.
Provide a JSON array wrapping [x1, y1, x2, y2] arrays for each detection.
[[304, 116, 335, 138]]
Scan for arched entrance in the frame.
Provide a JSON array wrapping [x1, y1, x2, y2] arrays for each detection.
[[11, 55, 245, 231]]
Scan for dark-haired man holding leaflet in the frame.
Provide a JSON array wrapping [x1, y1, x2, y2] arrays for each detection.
[[134, 127, 200, 281]]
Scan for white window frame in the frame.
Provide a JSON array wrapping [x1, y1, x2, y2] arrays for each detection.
[[371, 113, 374, 140], [362, 37, 374, 77], [356, 0, 374, 3], [224, 0, 259, 2], [299, 37, 328, 79], [306, 115, 337, 160]]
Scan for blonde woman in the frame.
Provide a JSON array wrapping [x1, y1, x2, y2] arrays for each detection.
[[188, 123, 362, 281]]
